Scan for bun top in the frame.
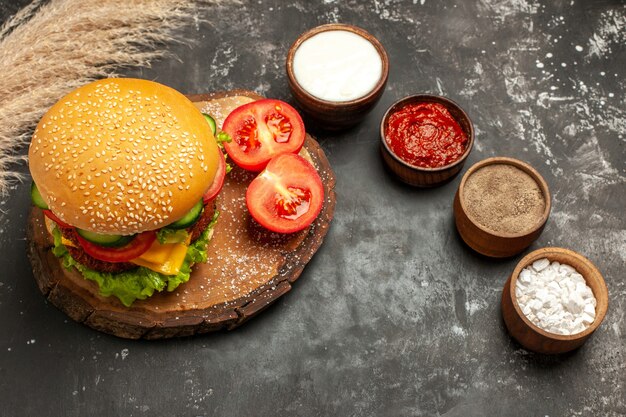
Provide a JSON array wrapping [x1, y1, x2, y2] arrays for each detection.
[[29, 78, 220, 234]]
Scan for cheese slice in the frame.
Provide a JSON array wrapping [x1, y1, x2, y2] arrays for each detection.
[[46, 217, 189, 276], [128, 238, 190, 275]]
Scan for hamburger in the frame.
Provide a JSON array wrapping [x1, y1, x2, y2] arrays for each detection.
[[28, 78, 225, 306]]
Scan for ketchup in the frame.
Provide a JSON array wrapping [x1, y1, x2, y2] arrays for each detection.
[[385, 102, 468, 168]]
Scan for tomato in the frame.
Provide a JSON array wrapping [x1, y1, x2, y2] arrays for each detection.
[[246, 153, 324, 233], [223, 99, 305, 171], [43, 209, 72, 229], [203, 149, 226, 203], [76, 231, 156, 263]]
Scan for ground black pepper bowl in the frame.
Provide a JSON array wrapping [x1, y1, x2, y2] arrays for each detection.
[[501, 247, 609, 354], [453, 157, 551, 258], [286, 23, 389, 131], [379, 94, 474, 187]]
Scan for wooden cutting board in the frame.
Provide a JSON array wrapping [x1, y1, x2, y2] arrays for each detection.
[[26, 90, 336, 339]]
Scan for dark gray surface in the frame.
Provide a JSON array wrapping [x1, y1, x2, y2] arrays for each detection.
[[1, 0, 624, 416]]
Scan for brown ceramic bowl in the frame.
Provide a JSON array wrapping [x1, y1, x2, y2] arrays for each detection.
[[380, 94, 474, 187], [501, 247, 609, 354], [286, 24, 389, 131], [453, 157, 551, 257]]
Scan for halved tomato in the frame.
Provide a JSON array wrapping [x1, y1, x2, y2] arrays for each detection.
[[75, 231, 156, 263], [246, 153, 324, 233], [223, 99, 305, 171], [203, 148, 226, 203]]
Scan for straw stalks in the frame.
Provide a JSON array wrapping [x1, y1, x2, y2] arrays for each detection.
[[0, 0, 214, 193]]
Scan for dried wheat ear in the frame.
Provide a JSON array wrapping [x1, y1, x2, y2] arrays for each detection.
[[0, 0, 221, 193]]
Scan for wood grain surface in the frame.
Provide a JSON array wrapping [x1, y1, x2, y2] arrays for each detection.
[[26, 90, 336, 339]]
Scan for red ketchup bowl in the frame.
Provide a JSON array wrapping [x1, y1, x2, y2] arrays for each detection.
[[380, 94, 474, 187]]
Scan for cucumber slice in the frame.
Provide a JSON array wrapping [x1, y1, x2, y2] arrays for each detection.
[[168, 200, 203, 229], [202, 113, 217, 135], [30, 182, 49, 209], [76, 229, 135, 247]]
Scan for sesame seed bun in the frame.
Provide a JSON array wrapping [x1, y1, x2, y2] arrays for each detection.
[[29, 78, 220, 234]]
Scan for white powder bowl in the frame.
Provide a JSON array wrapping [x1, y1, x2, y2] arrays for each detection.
[[501, 247, 608, 354]]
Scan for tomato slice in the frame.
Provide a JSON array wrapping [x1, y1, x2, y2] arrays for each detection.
[[203, 148, 226, 203], [75, 231, 156, 263], [223, 99, 305, 171], [43, 209, 72, 229], [246, 153, 324, 233]]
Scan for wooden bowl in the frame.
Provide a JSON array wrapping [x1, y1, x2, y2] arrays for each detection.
[[501, 247, 609, 354], [286, 24, 389, 131], [453, 157, 550, 257], [379, 94, 474, 187]]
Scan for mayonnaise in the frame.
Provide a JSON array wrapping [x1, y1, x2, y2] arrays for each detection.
[[292, 30, 383, 102]]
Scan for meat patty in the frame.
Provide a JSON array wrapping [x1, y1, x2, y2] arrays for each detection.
[[59, 202, 216, 273], [189, 203, 216, 242], [66, 245, 137, 273]]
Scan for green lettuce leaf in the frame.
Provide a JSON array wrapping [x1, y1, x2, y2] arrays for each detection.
[[51, 210, 219, 307], [155, 228, 189, 245], [215, 131, 231, 145], [215, 131, 233, 173]]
